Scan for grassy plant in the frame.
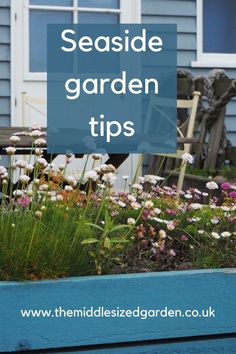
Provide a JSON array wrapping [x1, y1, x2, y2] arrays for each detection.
[[0, 131, 235, 280]]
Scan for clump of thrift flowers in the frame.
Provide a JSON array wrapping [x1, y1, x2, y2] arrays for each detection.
[[0, 128, 235, 280]]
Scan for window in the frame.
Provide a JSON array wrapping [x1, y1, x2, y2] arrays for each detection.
[[11, 0, 141, 184], [192, 0, 236, 68], [28, 0, 121, 74], [11, 0, 140, 124]]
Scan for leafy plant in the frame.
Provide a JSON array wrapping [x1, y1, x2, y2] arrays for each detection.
[[81, 210, 130, 274]]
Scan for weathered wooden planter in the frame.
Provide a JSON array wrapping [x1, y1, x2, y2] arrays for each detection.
[[1, 269, 236, 353]]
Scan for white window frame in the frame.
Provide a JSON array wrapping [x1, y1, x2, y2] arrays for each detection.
[[13, 0, 141, 82], [10, 0, 141, 184], [192, 0, 236, 68]]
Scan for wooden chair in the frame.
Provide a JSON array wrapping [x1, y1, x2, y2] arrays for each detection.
[[137, 91, 201, 191]]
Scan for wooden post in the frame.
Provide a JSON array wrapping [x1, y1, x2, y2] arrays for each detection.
[[204, 106, 226, 170], [194, 112, 208, 168]]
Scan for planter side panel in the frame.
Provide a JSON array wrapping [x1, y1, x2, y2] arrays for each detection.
[[52, 337, 236, 353], [0, 269, 236, 352]]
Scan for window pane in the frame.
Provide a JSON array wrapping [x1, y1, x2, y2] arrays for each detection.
[[30, 10, 72, 72], [79, 12, 119, 23], [79, 0, 119, 9], [30, 0, 73, 5], [203, 0, 236, 53]]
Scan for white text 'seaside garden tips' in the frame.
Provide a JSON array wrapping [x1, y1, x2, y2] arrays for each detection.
[[47, 25, 177, 154]]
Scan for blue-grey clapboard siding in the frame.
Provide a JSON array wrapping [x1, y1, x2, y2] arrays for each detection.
[[0, 0, 235, 142], [0, 269, 236, 353], [142, 0, 236, 146], [0, 0, 10, 128]]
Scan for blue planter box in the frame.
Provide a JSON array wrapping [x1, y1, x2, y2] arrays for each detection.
[[0, 269, 236, 353]]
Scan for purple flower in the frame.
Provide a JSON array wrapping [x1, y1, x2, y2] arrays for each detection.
[[221, 182, 232, 190], [229, 191, 236, 199]]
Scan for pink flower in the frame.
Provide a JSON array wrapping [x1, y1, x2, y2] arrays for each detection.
[[229, 191, 236, 199], [221, 182, 232, 190], [17, 196, 30, 208], [142, 209, 150, 218], [167, 222, 175, 231], [169, 249, 176, 257], [181, 234, 189, 241], [166, 208, 176, 215]]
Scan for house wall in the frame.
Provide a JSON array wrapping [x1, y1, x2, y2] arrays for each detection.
[[0, 0, 235, 145], [0, 0, 10, 128], [142, 0, 236, 146]]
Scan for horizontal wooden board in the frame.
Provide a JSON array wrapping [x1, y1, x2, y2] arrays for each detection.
[[142, 48, 196, 68], [50, 337, 236, 353], [0, 269, 235, 352], [0, 0, 10, 7], [178, 50, 195, 67], [0, 115, 10, 126], [0, 97, 10, 115], [225, 116, 236, 132], [142, 15, 196, 33], [0, 44, 10, 61], [226, 101, 236, 116], [0, 127, 197, 151], [0, 26, 10, 44], [0, 62, 10, 79], [142, 0, 196, 17], [0, 79, 10, 96], [178, 33, 196, 50], [0, 8, 10, 25], [226, 132, 236, 146]]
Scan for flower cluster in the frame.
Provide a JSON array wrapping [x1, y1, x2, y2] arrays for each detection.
[[0, 136, 235, 279]]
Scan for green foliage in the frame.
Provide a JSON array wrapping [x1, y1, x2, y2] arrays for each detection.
[[81, 211, 130, 274], [187, 164, 236, 180], [0, 135, 235, 280]]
